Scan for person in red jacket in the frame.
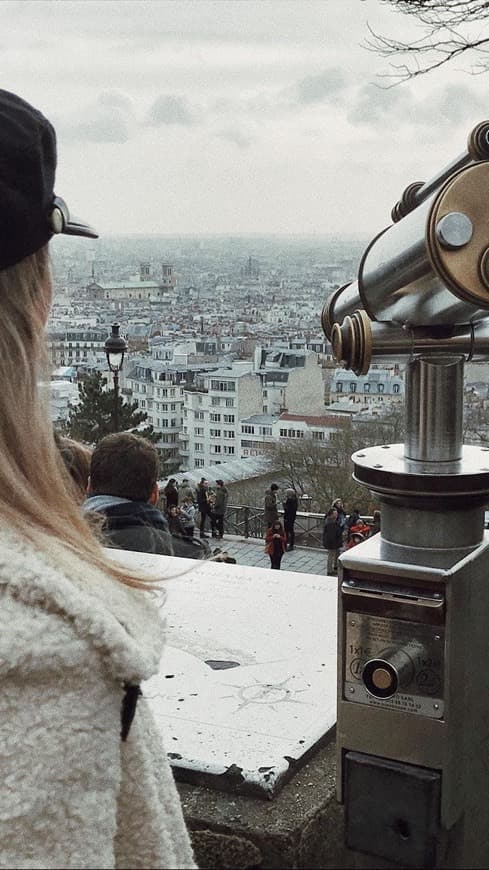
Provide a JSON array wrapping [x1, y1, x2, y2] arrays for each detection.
[[265, 519, 287, 570]]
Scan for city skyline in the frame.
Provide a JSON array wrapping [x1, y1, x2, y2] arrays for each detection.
[[3, 0, 489, 238]]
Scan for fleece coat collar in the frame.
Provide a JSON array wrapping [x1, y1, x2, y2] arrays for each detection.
[[0, 527, 166, 685]]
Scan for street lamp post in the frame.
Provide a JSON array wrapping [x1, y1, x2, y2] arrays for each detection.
[[104, 323, 128, 433]]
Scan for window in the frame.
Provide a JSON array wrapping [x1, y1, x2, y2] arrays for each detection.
[[195, 411, 204, 420], [211, 397, 220, 406], [224, 414, 235, 423], [350, 383, 356, 393], [195, 427, 204, 436], [225, 398, 234, 407], [280, 428, 288, 437], [223, 445, 235, 455], [212, 445, 221, 453], [337, 383, 343, 393], [195, 443, 203, 452], [242, 425, 254, 434], [210, 429, 221, 437], [364, 383, 370, 393], [260, 426, 272, 436], [312, 431, 324, 440], [210, 380, 235, 392], [195, 459, 204, 468], [224, 430, 234, 439], [378, 383, 385, 393], [393, 383, 400, 393], [210, 413, 221, 422]]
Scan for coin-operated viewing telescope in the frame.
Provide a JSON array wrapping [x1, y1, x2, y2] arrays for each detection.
[[323, 123, 489, 869]]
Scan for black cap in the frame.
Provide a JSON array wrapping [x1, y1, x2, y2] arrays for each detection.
[[0, 89, 98, 271]]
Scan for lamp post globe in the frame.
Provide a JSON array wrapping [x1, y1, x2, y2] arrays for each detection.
[[104, 323, 128, 433]]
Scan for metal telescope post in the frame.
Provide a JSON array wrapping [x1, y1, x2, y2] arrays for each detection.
[[322, 122, 489, 869]]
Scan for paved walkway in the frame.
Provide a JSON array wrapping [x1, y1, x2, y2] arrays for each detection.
[[207, 533, 329, 576]]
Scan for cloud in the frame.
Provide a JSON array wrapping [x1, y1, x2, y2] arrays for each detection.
[[416, 83, 487, 126], [295, 68, 348, 105], [59, 90, 133, 143], [146, 95, 197, 126], [215, 127, 254, 148], [347, 82, 413, 126]]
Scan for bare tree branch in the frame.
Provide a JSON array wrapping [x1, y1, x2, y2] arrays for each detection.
[[366, 0, 489, 81]]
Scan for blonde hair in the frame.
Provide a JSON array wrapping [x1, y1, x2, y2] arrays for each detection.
[[0, 246, 155, 589]]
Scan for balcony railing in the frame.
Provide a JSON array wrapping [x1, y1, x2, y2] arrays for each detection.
[[224, 505, 326, 547]]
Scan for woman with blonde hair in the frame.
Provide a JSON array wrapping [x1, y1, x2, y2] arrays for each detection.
[[0, 90, 195, 870]]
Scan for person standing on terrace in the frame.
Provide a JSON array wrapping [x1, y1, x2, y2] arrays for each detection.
[[0, 89, 195, 870]]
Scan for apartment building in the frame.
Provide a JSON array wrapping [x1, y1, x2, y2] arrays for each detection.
[[124, 359, 190, 470], [254, 347, 325, 415], [181, 362, 263, 469], [331, 367, 404, 406], [48, 326, 109, 369], [240, 414, 276, 457], [240, 412, 349, 456]]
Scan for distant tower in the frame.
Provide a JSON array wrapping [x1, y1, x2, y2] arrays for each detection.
[[140, 262, 151, 280], [160, 263, 175, 290]]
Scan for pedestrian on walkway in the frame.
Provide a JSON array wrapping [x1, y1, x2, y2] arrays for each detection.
[[283, 488, 298, 551], [0, 89, 195, 869], [370, 509, 381, 537], [264, 483, 280, 528], [211, 479, 228, 539], [323, 507, 343, 575], [265, 519, 287, 570], [197, 477, 212, 538], [163, 478, 179, 511]]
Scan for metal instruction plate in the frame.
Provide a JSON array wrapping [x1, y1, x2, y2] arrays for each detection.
[[344, 611, 444, 720]]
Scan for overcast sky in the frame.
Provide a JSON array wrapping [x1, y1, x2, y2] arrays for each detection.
[[3, 0, 489, 237]]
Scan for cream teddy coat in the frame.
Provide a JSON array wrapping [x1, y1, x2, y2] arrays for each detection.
[[0, 527, 196, 870]]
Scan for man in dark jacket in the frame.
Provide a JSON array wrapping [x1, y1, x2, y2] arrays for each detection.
[[211, 479, 228, 539], [283, 488, 298, 551], [83, 433, 206, 559], [196, 477, 211, 538], [322, 507, 343, 576]]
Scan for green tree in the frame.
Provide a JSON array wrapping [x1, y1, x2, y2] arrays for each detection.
[[366, 1, 489, 81], [65, 372, 157, 445]]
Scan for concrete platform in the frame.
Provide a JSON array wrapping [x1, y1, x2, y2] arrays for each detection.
[[109, 549, 346, 868], [116, 550, 337, 797]]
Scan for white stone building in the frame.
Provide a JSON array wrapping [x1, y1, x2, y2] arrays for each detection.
[[86, 263, 175, 309], [181, 362, 263, 469], [254, 347, 325, 415], [124, 359, 188, 470], [331, 367, 404, 407], [48, 326, 109, 369]]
